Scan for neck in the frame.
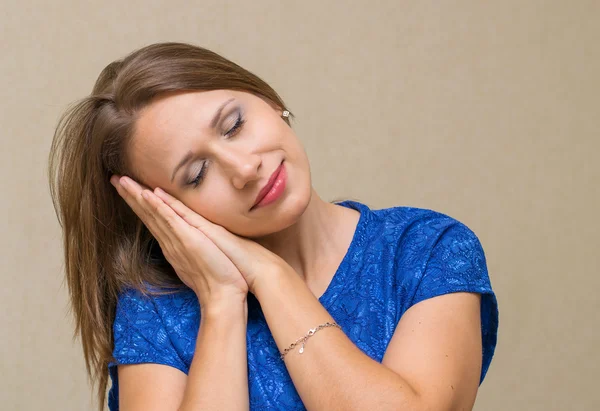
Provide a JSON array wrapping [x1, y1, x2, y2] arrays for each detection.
[[252, 188, 358, 285]]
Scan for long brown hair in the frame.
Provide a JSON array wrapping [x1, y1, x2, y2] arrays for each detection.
[[47, 42, 294, 410]]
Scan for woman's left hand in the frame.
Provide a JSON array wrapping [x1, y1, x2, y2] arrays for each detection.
[[113, 175, 293, 295]]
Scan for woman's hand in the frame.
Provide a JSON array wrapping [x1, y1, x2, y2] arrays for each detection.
[[110, 175, 290, 305]]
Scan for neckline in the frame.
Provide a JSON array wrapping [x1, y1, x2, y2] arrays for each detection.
[[317, 199, 371, 308]]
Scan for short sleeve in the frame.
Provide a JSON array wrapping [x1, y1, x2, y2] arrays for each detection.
[[411, 222, 499, 384], [107, 287, 187, 410]]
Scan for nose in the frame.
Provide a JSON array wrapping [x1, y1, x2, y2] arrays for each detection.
[[215, 146, 261, 190]]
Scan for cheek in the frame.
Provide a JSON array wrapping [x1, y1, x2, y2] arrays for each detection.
[[281, 130, 306, 161], [181, 194, 232, 226], [181, 197, 212, 219]]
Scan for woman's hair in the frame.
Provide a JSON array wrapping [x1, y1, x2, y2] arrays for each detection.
[[47, 42, 295, 410]]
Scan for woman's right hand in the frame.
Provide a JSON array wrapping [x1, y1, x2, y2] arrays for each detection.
[[110, 175, 248, 309]]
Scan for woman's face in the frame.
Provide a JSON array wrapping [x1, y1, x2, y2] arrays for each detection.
[[127, 89, 312, 238]]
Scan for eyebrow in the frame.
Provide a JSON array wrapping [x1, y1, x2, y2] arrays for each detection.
[[170, 97, 236, 183]]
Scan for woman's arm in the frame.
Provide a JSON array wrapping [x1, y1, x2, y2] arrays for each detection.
[[253, 272, 482, 411], [118, 298, 249, 411]]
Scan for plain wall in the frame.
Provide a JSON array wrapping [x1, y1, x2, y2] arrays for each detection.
[[1, 1, 598, 410]]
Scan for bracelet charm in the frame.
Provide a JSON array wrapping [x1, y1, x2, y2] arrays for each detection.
[[280, 322, 341, 360]]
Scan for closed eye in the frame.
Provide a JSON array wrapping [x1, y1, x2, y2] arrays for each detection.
[[225, 111, 245, 137], [187, 111, 246, 188]]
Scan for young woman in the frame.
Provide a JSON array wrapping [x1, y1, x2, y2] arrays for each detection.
[[48, 42, 499, 411]]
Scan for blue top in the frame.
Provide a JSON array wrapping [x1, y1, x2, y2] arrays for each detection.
[[107, 200, 499, 410]]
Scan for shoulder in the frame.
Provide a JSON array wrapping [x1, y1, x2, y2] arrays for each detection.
[[113, 285, 199, 345], [378, 203, 467, 229], [116, 285, 198, 314], [373, 206, 498, 384], [111, 285, 198, 371], [370, 204, 493, 314], [369, 203, 480, 255]]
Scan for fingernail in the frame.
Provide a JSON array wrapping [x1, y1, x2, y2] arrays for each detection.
[[119, 176, 128, 187], [110, 176, 119, 187], [142, 191, 150, 200], [155, 187, 164, 195]]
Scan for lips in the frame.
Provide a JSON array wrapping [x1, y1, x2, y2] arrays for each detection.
[[253, 162, 284, 207]]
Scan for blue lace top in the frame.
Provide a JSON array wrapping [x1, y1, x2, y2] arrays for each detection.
[[107, 200, 499, 410]]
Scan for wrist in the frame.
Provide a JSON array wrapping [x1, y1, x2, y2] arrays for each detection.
[[201, 295, 248, 322], [252, 268, 294, 301]]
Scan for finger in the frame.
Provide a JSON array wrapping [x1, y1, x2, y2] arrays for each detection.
[[111, 175, 163, 235], [141, 189, 229, 267], [153, 187, 224, 237], [118, 175, 151, 197], [152, 187, 255, 266], [152, 187, 266, 269], [141, 189, 195, 238]]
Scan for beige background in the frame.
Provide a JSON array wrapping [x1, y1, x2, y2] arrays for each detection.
[[1, 1, 598, 410]]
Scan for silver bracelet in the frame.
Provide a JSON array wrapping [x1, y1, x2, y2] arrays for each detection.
[[279, 321, 342, 360]]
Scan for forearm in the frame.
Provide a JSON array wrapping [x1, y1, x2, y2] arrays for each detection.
[[179, 300, 250, 411], [254, 272, 420, 411]]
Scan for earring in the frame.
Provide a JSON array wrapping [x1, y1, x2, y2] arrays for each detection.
[[282, 110, 290, 118]]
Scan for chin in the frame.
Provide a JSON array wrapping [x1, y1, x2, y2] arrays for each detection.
[[238, 184, 312, 239]]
